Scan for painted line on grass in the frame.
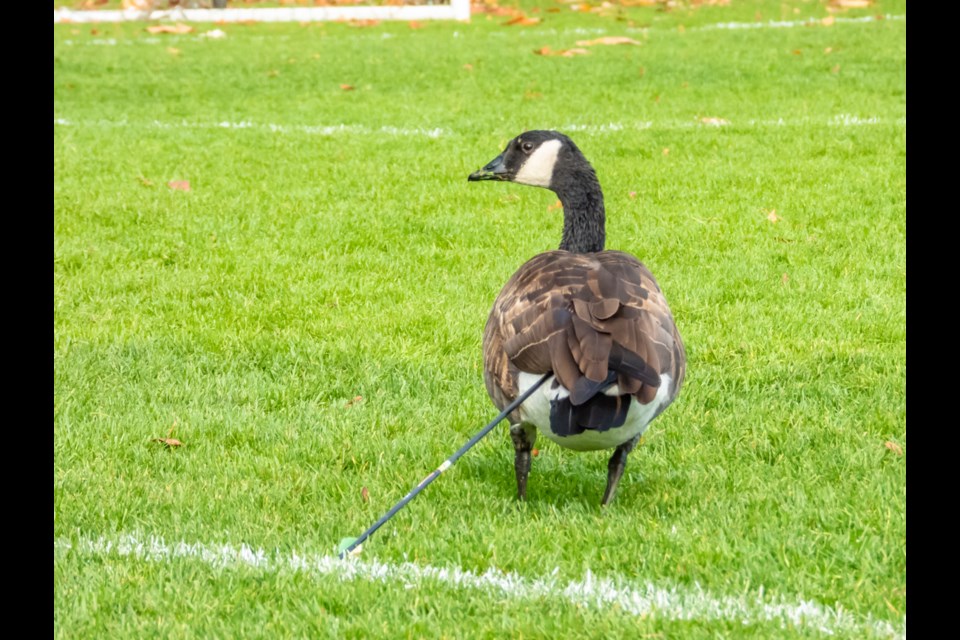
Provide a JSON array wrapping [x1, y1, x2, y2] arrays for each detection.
[[53, 118, 446, 139], [694, 14, 904, 30], [53, 115, 904, 138], [55, 533, 905, 639]]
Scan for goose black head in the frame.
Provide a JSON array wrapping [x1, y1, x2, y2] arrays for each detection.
[[468, 130, 595, 192]]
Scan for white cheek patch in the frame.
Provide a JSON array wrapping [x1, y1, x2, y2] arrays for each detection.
[[514, 138, 562, 188]]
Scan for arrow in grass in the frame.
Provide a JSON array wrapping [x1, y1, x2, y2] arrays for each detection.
[[337, 373, 550, 558]]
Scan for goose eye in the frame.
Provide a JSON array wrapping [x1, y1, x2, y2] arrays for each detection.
[[521, 141, 534, 153]]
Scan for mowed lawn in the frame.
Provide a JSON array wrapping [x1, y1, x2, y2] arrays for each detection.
[[54, 1, 906, 637]]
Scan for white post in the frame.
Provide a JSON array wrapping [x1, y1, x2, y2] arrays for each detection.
[[451, 0, 471, 22]]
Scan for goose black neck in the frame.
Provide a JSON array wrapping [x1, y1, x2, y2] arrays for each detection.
[[554, 166, 606, 253]]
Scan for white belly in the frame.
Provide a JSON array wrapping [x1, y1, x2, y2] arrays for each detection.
[[516, 372, 674, 451]]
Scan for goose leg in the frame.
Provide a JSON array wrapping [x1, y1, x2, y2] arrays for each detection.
[[601, 435, 640, 506], [509, 423, 537, 500]]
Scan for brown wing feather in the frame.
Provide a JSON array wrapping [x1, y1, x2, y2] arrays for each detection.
[[483, 250, 685, 421]]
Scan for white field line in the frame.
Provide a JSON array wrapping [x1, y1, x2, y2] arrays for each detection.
[[694, 14, 904, 30], [53, 118, 446, 138], [53, 115, 904, 138], [53, 1, 471, 24], [54, 533, 906, 638]]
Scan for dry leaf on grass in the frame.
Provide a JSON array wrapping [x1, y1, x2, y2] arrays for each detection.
[[340, 84, 355, 91], [575, 36, 643, 46], [821, 15, 836, 26], [167, 180, 191, 191], [547, 200, 563, 211], [345, 395, 363, 408], [700, 117, 730, 126], [765, 209, 780, 223], [347, 19, 380, 27], [146, 23, 194, 35], [884, 441, 903, 456], [503, 15, 542, 26], [361, 486, 370, 502], [408, 21, 423, 29], [152, 438, 183, 447], [781, 273, 790, 284], [534, 46, 589, 57], [830, 0, 872, 7]]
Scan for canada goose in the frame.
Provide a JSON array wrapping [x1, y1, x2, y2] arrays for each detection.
[[468, 130, 686, 505]]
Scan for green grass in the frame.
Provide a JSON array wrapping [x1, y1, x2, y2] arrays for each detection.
[[55, 1, 906, 637]]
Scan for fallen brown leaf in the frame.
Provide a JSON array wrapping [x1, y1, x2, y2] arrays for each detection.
[[547, 199, 563, 211], [662, 148, 670, 156], [534, 46, 589, 57], [503, 15, 542, 26], [765, 209, 780, 223], [476, 5, 524, 17], [830, 64, 841, 74], [408, 21, 423, 29], [830, 0, 872, 7], [792, 49, 803, 55], [340, 84, 355, 91], [146, 23, 194, 35], [532, 448, 540, 456], [575, 36, 643, 46], [884, 441, 903, 456], [781, 273, 790, 284], [821, 15, 836, 26], [347, 19, 380, 27], [628, 191, 638, 199], [167, 180, 191, 192], [345, 395, 363, 408], [361, 486, 370, 502], [152, 438, 183, 448]]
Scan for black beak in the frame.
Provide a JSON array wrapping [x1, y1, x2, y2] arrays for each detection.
[[468, 154, 509, 181]]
